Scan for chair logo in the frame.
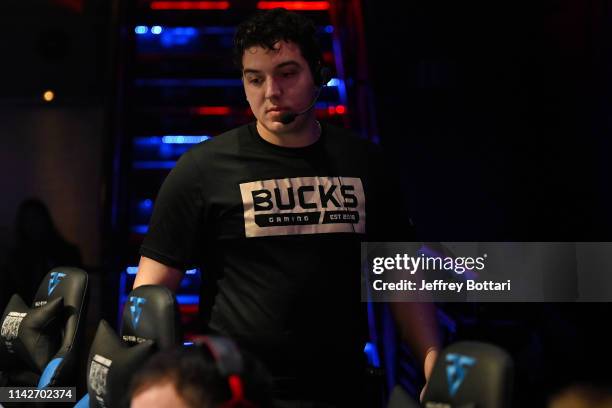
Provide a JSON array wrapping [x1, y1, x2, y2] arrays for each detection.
[[446, 353, 476, 397], [48, 272, 67, 295], [129, 297, 147, 328]]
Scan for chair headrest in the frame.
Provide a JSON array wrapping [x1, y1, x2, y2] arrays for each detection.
[[33, 267, 88, 310], [423, 341, 514, 408], [0, 294, 63, 373], [120, 285, 181, 349], [32, 267, 88, 362], [86, 320, 154, 408]]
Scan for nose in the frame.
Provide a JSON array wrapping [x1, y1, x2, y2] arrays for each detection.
[[264, 76, 282, 100]]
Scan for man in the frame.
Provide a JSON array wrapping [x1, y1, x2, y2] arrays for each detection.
[[130, 341, 273, 408], [134, 8, 439, 407]]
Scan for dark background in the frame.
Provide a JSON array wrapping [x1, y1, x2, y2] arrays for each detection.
[[362, 1, 612, 404], [364, 0, 612, 242]]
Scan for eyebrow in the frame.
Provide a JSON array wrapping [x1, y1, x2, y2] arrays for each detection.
[[243, 60, 302, 75]]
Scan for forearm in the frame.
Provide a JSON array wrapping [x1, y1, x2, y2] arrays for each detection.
[[133, 256, 184, 292], [389, 301, 441, 379]]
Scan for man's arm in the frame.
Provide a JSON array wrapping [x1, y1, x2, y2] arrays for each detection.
[[389, 301, 440, 380], [133, 256, 185, 292]]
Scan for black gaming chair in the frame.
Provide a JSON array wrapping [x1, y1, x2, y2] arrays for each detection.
[[422, 341, 514, 408], [74, 284, 181, 408], [0, 267, 88, 388]]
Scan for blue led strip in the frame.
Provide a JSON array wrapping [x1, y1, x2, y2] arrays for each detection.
[[139, 199, 153, 210], [133, 161, 177, 169], [119, 294, 199, 305], [163, 135, 211, 144], [135, 26, 235, 36], [330, 33, 348, 105], [135, 26, 334, 36], [363, 342, 381, 368], [176, 294, 199, 304], [130, 225, 149, 234], [134, 135, 211, 145]]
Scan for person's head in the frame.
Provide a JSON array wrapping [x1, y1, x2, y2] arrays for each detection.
[[549, 384, 612, 408], [130, 343, 272, 408], [15, 198, 58, 245], [233, 8, 324, 135]]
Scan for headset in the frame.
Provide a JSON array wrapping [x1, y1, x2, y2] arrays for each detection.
[[194, 336, 258, 408]]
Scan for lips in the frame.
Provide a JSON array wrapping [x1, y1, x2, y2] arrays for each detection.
[[266, 107, 288, 113]]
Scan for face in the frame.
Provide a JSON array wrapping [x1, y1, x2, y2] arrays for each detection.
[[131, 381, 191, 408], [242, 40, 318, 134]]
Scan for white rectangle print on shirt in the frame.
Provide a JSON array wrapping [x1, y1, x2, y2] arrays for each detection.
[[239, 176, 366, 238]]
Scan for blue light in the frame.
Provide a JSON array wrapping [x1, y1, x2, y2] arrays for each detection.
[[183, 341, 194, 346], [325, 25, 334, 33], [159, 144, 173, 158], [177, 295, 199, 304], [139, 199, 153, 210], [133, 161, 177, 169], [364, 342, 381, 368], [134, 137, 162, 145], [186, 269, 197, 275], [134, 136, 211, 147], [131, 225, 149, 234], [135, 26, 148, 35], [168, 135, 183, 144], [159, 26, 199, 48], [151, 26, 163, 35], [162, 135, 211, 144], [327, 78, 341, 87], [331, 36, 349, 105], [170, 27, 198, 36], [201, 26, 235, 35]]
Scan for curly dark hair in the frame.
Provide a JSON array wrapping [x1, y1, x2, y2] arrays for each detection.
[[129, 344, 273, 408], [233, 8, 323, 84]]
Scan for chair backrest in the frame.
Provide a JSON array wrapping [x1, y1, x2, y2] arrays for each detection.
[[120, 284, 182, 348], [0, 267, 88, 388], [422, 341, 514, 408], [75, 285, 181, 408]]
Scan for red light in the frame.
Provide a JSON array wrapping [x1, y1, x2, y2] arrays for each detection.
[[194, 106, 231, 115], [179, 304, 199, 314], [328, 106, 336, 115], [151, 1, 230, 10], [52, 0, 84, 13], [228, 375, 246, 400], [322, 51, 334, 64], [335, 105, 346, 114], [257, 1, 330, 10]]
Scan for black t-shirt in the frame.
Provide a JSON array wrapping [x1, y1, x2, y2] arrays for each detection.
[[140, 122, 410, 401]]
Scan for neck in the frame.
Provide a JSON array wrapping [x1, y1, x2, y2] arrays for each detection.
[[256, 115, 321, 148]]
